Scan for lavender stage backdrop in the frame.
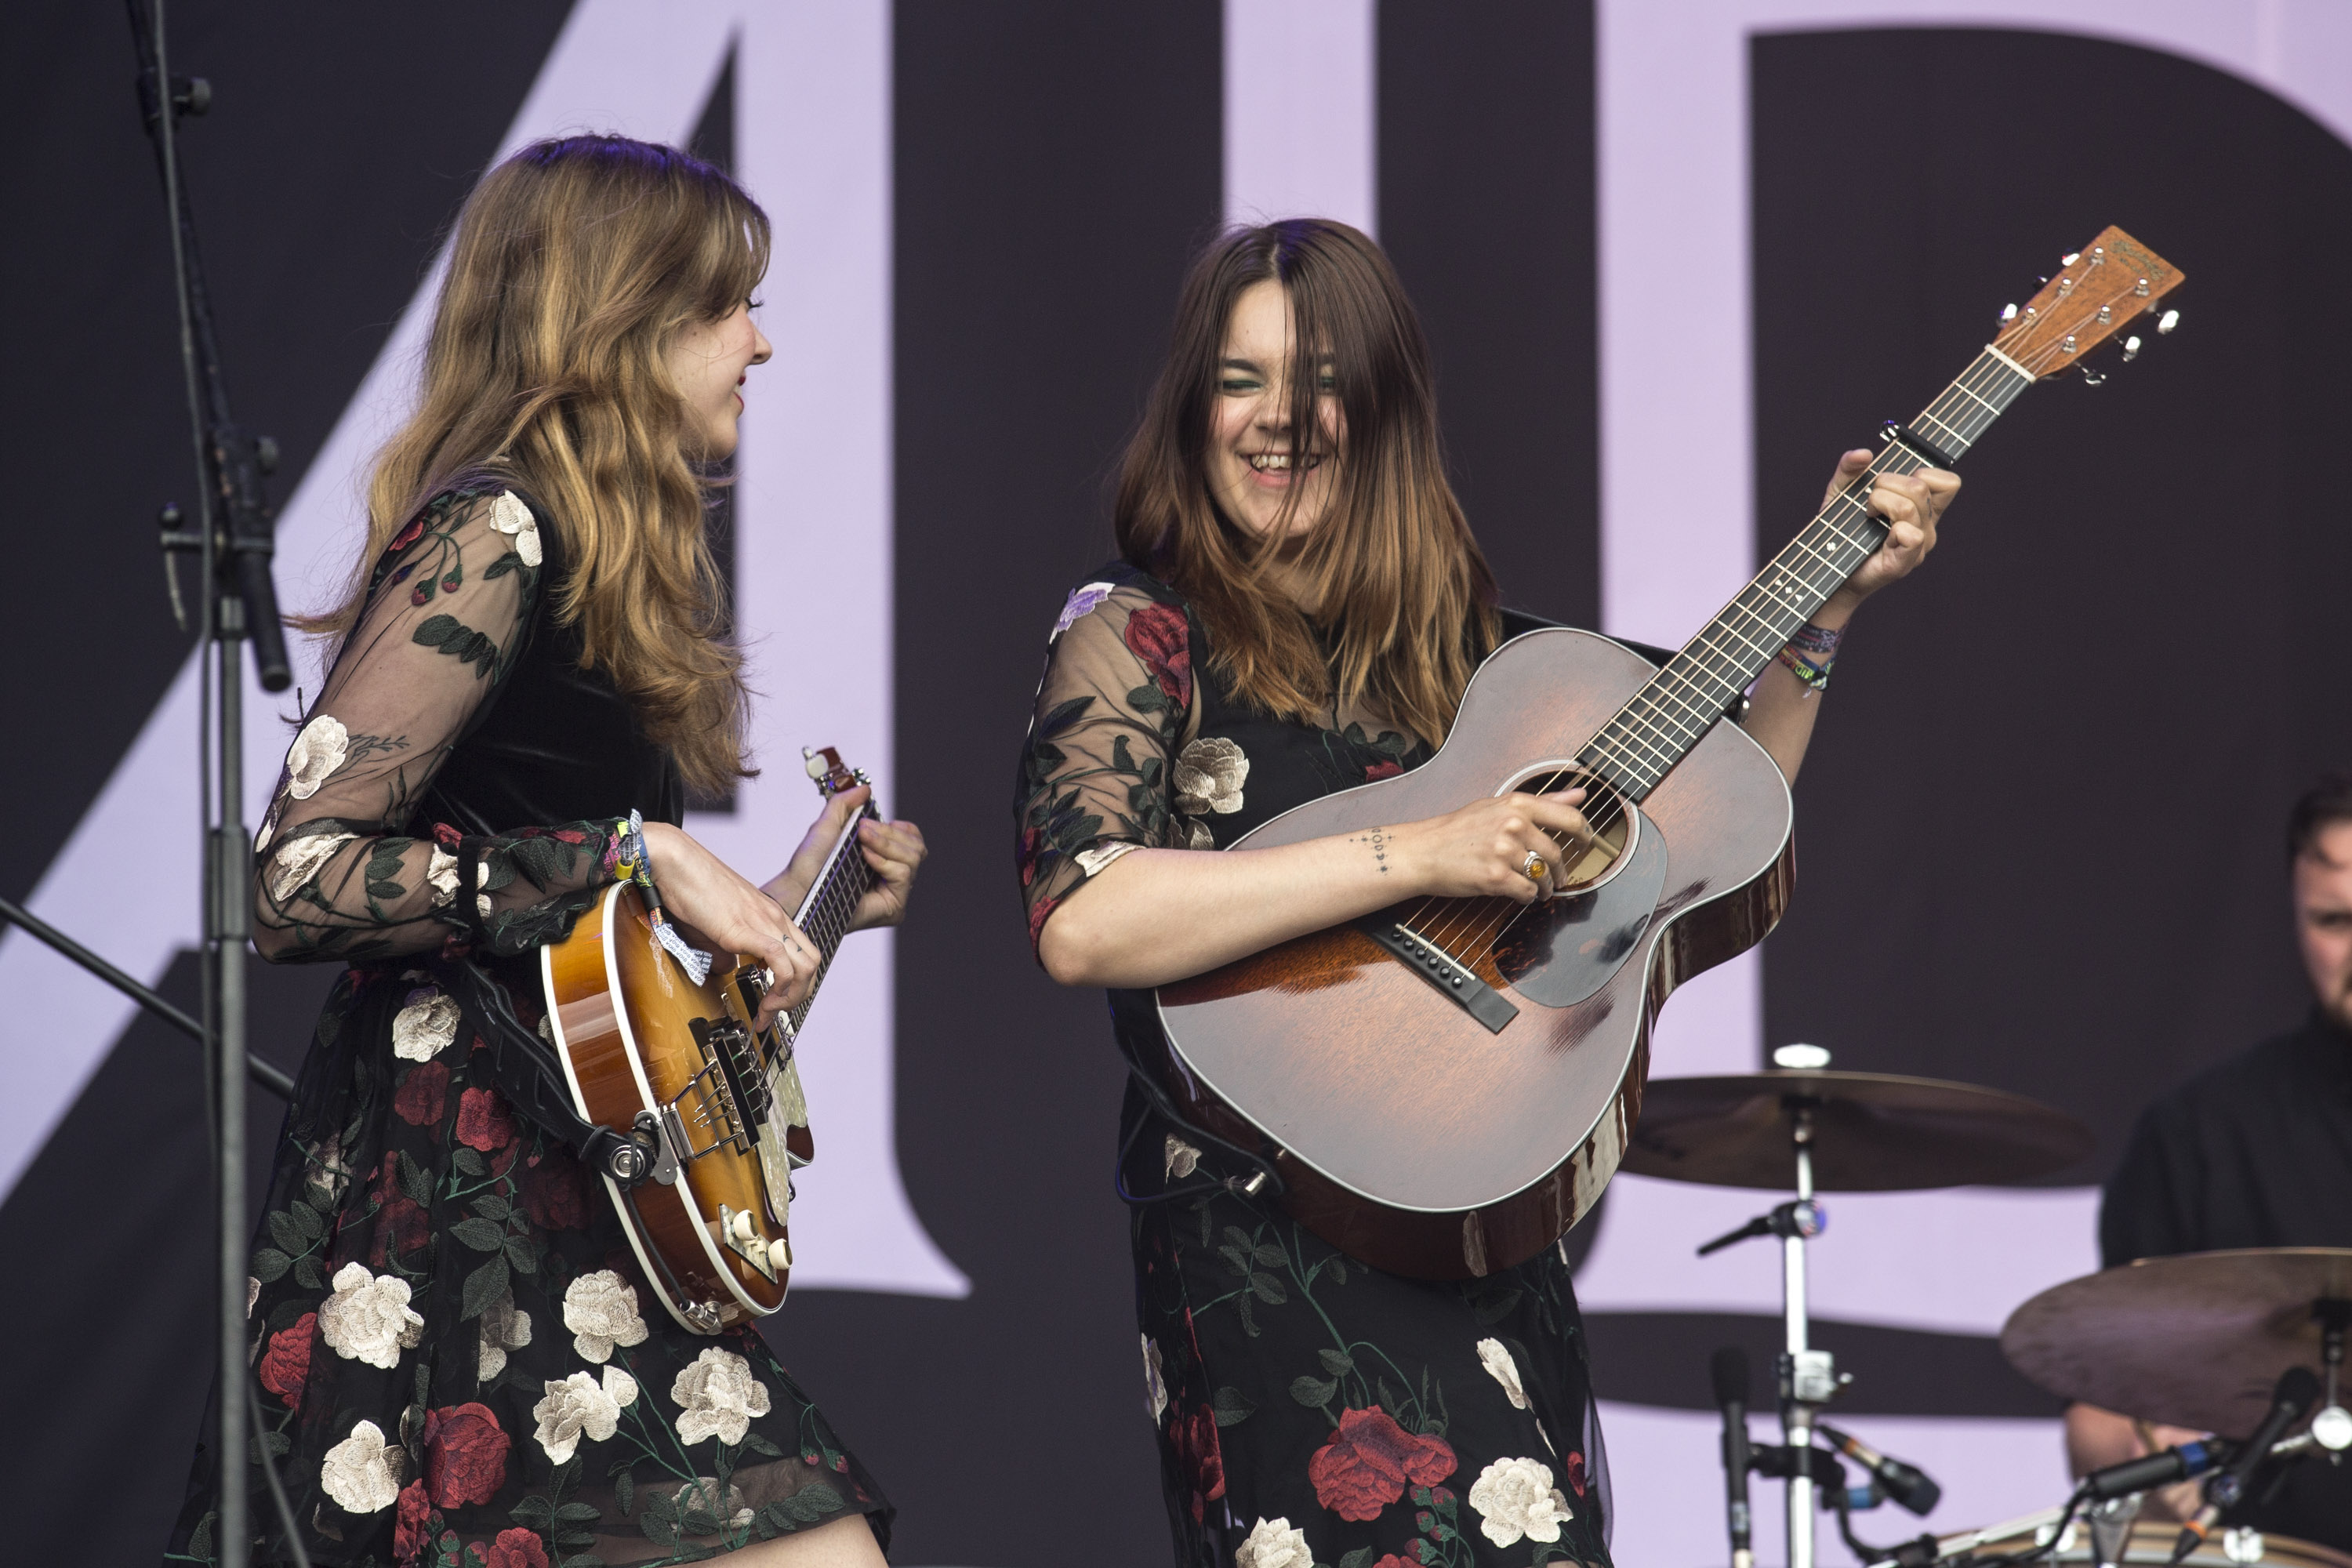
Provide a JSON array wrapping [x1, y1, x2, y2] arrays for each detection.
[[6, 2, 2352, 1564]]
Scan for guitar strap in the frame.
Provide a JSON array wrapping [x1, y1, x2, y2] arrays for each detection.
[[1109, 1015, 1287, 1207], [435, 956, 653, 1191]]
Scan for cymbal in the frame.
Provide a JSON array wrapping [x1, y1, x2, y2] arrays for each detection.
[[1620, 1069, 2096, 1191], [2002, 1249, 2352, 1435]]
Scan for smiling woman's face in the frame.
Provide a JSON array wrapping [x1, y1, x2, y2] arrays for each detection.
[[1206, 278, 1343, 540], [666, 299, 772, 459]]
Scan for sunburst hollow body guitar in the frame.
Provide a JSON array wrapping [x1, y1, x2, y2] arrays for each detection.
[[1154, 227, 2183, 1279], [542, 747, 876, 1332]]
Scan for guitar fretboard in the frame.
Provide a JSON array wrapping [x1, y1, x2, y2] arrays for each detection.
[[785, 802, 879, 1036], [1578, 345, 2036, 801]]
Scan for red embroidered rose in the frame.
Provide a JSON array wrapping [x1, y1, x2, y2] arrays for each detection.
[[432, 822, 465, 851], [1123, 603, 1192, 708], [1370, 1557, 1419, 1568], [393, 1060, 451, 1126], [387, 513, 428, 557], [521, 1149, 590, 1231], [477, 1527, 548, 1568], [1565, 1450, 1587, 1497], [422, 1402, 510, 1507], [256, 1313, 315, 1409], [394, 1479, 433, 1565], [1363, 760, 1403, 782], [1167, 1404, 1227, 1523], [454, 1087, 518, 1152], [1307, 1406, 1457, 1523], [1026, 895, 1061, 954], [370, 1194, 430, 1268]]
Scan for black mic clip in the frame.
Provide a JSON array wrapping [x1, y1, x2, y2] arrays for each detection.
[[1698, 1197, 1826, 1257]]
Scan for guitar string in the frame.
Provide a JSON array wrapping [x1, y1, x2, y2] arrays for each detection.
[[1397, 336, 2059, 965]]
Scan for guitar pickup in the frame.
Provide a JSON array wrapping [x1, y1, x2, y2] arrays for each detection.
[[1359, 920, 1519, 1034]]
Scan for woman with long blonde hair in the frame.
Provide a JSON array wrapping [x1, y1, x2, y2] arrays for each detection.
[[1014, 220, 1957, 1565], [166, 136, 917, 1568]]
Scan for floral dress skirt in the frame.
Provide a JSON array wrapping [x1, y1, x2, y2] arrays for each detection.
[[165, 963, 891, 1567], [1130, 1089, 1612, 1568]]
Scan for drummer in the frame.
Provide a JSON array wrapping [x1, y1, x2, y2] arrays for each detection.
[[2065, 774, 2352, 1547]]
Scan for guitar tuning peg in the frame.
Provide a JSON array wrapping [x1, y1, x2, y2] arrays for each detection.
[[2080, 365, 2108, 387], [1999, 303, 2019, 323], [2061, 252, 2081, 266], [2122, 335, 2142, 363], [2157, 308, 2181, 335]]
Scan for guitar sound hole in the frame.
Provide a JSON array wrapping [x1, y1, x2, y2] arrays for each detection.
[[1504, 764, 1637, 893]]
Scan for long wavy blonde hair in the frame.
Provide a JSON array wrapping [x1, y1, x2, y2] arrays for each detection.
[[307, 134, 769, 797], [1115, 220, 1499, 750]]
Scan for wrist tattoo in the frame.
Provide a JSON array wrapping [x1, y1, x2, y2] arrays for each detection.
[[1348, 826, 1392, 873]]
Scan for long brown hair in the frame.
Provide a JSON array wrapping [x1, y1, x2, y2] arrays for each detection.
[[1113, 220, 1498, 748], [307, 135, 768, 797]]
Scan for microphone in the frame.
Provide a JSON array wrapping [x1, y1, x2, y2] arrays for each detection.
[[1713, 1347, 1755, 1568], [1817, 1422, 1943, 1516], [2082, 1436, 2233, 1501], [2170, 1367, 2322, 1564]]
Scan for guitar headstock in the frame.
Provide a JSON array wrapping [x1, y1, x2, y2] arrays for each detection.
[[1992, 224, 2183, 379], [801, 745, 870, 799]]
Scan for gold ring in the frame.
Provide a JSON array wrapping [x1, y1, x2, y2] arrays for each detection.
[[1521, 851, 1548, 882]]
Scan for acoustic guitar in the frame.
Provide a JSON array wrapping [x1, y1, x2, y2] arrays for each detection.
[[1155, 226, 2182, 1279], [541, 747, 877, 1333]]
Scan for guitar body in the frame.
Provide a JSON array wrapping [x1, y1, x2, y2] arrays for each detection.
[[543, 881, 814, 1334], [1156, 629, 1795, 1279]]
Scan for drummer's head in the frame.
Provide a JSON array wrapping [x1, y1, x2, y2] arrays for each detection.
[[2288, 773, 2352, 1029]]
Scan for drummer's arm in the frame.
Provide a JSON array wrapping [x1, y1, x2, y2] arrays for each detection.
[[2063, 1403, 2206, 1522]]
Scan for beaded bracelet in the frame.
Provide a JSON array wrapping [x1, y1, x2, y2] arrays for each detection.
[[608, 809, 713, 984], [1775, 621, 1845, 694]]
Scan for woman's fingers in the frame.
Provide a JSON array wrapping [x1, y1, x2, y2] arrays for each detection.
[[1820, 448, 1875, 510]]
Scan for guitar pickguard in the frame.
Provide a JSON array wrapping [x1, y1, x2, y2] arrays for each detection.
[[1491, 807, 1667, 1007]]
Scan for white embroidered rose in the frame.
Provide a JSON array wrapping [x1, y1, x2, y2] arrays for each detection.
[[1173, 735, 1250, 815], [285, 714, 350, 800], [1073, 841, 1138, 878], [425, 844, 461, 906], [318, 1262, 425, 1370], [562, 1270, 650, 1363], [488, 489, 542, 568], [1142, 1334, 1168, 1425], [320, 1418, 403, 1515], [1163, 1134, 1202, 1181], [267, 829, 356, 902], [671, 1347, 772, 1446], [1468, 1455, 1573, 1546], [477, 1289, 533, 1381], [531, 1365, 638, 1464], [1476, 1337, 1530, 1410], [391, 986, 460, 1062], [672, 1477, 747, 1524], [1232, 1516, 1313, 1568]]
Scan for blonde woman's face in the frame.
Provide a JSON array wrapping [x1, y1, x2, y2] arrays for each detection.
[[667, 301, 772, 459], [1208, 279, 1343, 540]]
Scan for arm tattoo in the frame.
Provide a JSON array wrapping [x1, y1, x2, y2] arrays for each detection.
[[1348, 826, 1392, 873]]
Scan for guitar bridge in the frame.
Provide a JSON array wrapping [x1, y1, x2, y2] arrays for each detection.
[[1359, 920, 1519, 1034]]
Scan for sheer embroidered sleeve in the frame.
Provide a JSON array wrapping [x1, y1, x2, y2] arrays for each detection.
[[1012, 575, 1203, 958], [251, 489, 626, 964]]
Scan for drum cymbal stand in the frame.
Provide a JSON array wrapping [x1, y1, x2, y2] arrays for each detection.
[[1697, 1088, 1844, 1568]]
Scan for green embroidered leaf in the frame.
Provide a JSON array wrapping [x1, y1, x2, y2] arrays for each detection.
[[1252, 1241, 1286, 1268], [554, 1530, 598, 1550], [1218, 1244, 1250, 1278], [510, 1497, 554, 1531], [449, 1217, 506, 1252], [680, 1506, 724, 1536], [1378, 1377, 1408, 1417], [1290, 1374, 1338, 1408], [1340, 1550, 1376, 1568], [612, 1468, 633, 1517], [267, 1210, 308, 1256], [1248, 1271, 1288, 1305], [1211, 1386, 1255, 1427], [1470, 1287, 1523, 1327], [366, 879, 407, 901], [291, 1199, 326, 1242], [1236, 1292, 1260, 1338], [742, 1432, 783, 1458], [554, 1503, 600, 1526], [505, 1235, 539, 1274], [1036, 695, 1094, 737], [1224, 1225, 1254, 1251], [452, 1146, 488, 1178], [1327, 1254, 1348, 1286], [1127, 682, 1167, 713], [638, 1495, 679, 1548], [459, 1254, 510, 1321], [396, 1150, 434, 1207], [267, 1297, 310, 1333], [507, 835, 571, 887], [473, 1193, 510, 1223], [780, 1483, 844, 1522], [484, 552, 519, 580], [293, 1254, 325, 1290], [1318, 1348, 1355, 1377]]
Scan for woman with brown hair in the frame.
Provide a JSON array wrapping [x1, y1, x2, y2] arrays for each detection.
[[166, 136, 919, 1568], [1013, 220, 1955, 1566]]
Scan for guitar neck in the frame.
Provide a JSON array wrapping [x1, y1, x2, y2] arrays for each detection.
[[1578, 343, 2037, 802], [784, 801, 880, 1035]]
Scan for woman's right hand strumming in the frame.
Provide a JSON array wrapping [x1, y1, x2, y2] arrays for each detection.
[[1038, 786, 1597, 992], [638, 822, 820, 1027]]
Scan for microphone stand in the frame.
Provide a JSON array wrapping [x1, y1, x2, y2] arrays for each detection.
[[122, 4, 303, 1566]]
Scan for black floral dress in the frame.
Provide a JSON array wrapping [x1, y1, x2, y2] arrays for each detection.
[[1014, 564, 1613, 1568], [166, 487, 890, 1568]]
